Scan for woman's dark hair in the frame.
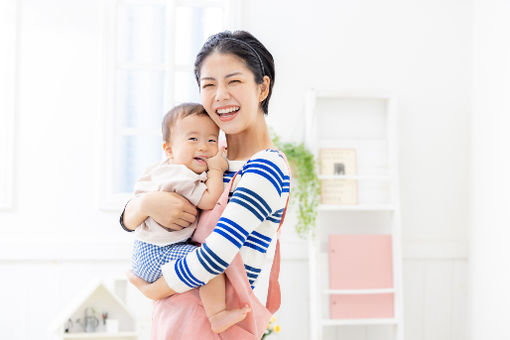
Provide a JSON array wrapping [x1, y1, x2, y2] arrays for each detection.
[[194, 30, 275, 115]]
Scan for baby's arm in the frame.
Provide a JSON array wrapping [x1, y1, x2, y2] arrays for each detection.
[[197, 147, 228, 210]]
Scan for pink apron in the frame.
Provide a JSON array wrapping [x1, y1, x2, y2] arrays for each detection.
[[151, 153, 290, 340]]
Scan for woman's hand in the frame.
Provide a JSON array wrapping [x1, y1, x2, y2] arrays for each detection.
[[126, 270, 176, 300], [123, 191, 198, 231], [142, 191, 198, 230]]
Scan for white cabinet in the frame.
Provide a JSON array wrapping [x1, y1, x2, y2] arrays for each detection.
[[305, 90, 404, 340]]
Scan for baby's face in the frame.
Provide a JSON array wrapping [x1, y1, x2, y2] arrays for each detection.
[[166, 114, 220, 174]]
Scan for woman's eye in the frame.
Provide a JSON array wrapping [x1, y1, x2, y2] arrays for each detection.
[[202, 83, 213, 89], [229, 79, 241, 84]]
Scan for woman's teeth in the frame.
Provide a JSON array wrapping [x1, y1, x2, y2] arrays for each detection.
[[217, 107, 240, 115]]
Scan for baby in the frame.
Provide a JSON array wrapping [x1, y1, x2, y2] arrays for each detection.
[[131, 103, 250, 333]]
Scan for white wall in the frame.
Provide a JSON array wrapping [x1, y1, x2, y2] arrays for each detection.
[[471, 0, 510, 339], [0, 0, 472, 339], [244, 1, 471, 337], [244, 0, 471, 247]]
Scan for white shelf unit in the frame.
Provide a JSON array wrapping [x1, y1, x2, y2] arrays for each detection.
[[305, 90, 404, 340]]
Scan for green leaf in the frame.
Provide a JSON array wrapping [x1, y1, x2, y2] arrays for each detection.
[[270, 128, 319, 239]]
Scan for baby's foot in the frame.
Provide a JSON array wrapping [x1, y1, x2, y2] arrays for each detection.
[[208, 305, 251, 333]]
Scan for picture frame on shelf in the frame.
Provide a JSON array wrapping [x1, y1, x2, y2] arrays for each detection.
[[319, 148, 357, 175], [319, 148, 358, 205]]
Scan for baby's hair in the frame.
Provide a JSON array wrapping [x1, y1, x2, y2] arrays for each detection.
[[162, 103, 208, 142]]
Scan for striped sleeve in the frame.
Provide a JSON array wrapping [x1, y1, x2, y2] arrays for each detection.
[[161, 150, 290, 293]]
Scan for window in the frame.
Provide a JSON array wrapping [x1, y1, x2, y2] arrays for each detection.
[[0, 0, 18, 210], [101, 0, 240, 210]]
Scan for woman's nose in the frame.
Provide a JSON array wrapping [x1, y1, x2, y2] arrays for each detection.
[[214, 84, 230, 101]]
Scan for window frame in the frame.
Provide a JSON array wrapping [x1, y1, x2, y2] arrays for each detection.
[[100, 0, 241, 211]]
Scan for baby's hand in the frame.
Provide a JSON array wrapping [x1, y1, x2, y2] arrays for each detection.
[[207, 146, 228, 173]]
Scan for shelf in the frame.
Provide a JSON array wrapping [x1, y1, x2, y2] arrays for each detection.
[[63, 332, 137, 339], [306, 90, 403, 340], [321, 318, 398, 326], [324, 288, 395, 295], [318, 204, 395, 212]]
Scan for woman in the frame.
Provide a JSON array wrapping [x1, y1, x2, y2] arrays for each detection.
[[121, 30, 290, 338]]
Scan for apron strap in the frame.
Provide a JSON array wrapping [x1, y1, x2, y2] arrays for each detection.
[[265, 151, 291, 312]]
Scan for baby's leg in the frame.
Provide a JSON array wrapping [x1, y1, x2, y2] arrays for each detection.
[[199, 273, 251, 333]]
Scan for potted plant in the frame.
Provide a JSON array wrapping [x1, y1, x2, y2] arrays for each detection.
[[272, 131, 320, 239]]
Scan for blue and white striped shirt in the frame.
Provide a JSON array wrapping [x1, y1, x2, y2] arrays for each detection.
[[161, 149, 291, 293]]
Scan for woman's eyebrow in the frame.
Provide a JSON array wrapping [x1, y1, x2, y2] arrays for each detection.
[[200, 72, 242, 82], [225, 72, 242, 78]]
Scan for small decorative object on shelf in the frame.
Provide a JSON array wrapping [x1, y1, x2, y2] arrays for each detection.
[[261, 316, 280, 339], [76, 307, 99, 333], [64, 319, 73, 333], [319, 148, 358, 205], [101, 312, 108, 326]]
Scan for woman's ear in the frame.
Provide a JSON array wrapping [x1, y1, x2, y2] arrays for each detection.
[[258, 76, 271, 102], [163, 142, 173, 158]]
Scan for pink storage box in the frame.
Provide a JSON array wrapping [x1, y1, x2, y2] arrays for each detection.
[[328, 234, 394, 319]]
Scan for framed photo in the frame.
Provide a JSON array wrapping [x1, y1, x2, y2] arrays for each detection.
[[319, 148, 357, 175], [319, 148, 358, 205]]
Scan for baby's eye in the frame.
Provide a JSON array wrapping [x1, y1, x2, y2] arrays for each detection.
[[188, 137, 198, 141], [209, 139, 217, 143]]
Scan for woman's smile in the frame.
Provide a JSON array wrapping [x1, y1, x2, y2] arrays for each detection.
[[216, 105, 240, 121]]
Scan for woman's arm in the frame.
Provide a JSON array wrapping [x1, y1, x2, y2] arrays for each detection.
[[161, 151, 290, 293], [126, 270, 176, 300], [122, 191, 199, 231]]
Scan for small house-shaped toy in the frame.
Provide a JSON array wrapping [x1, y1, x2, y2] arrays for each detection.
[[50, 279, 138, 340]]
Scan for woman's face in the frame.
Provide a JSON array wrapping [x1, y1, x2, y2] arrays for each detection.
[[198, 52, 268, 135]]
